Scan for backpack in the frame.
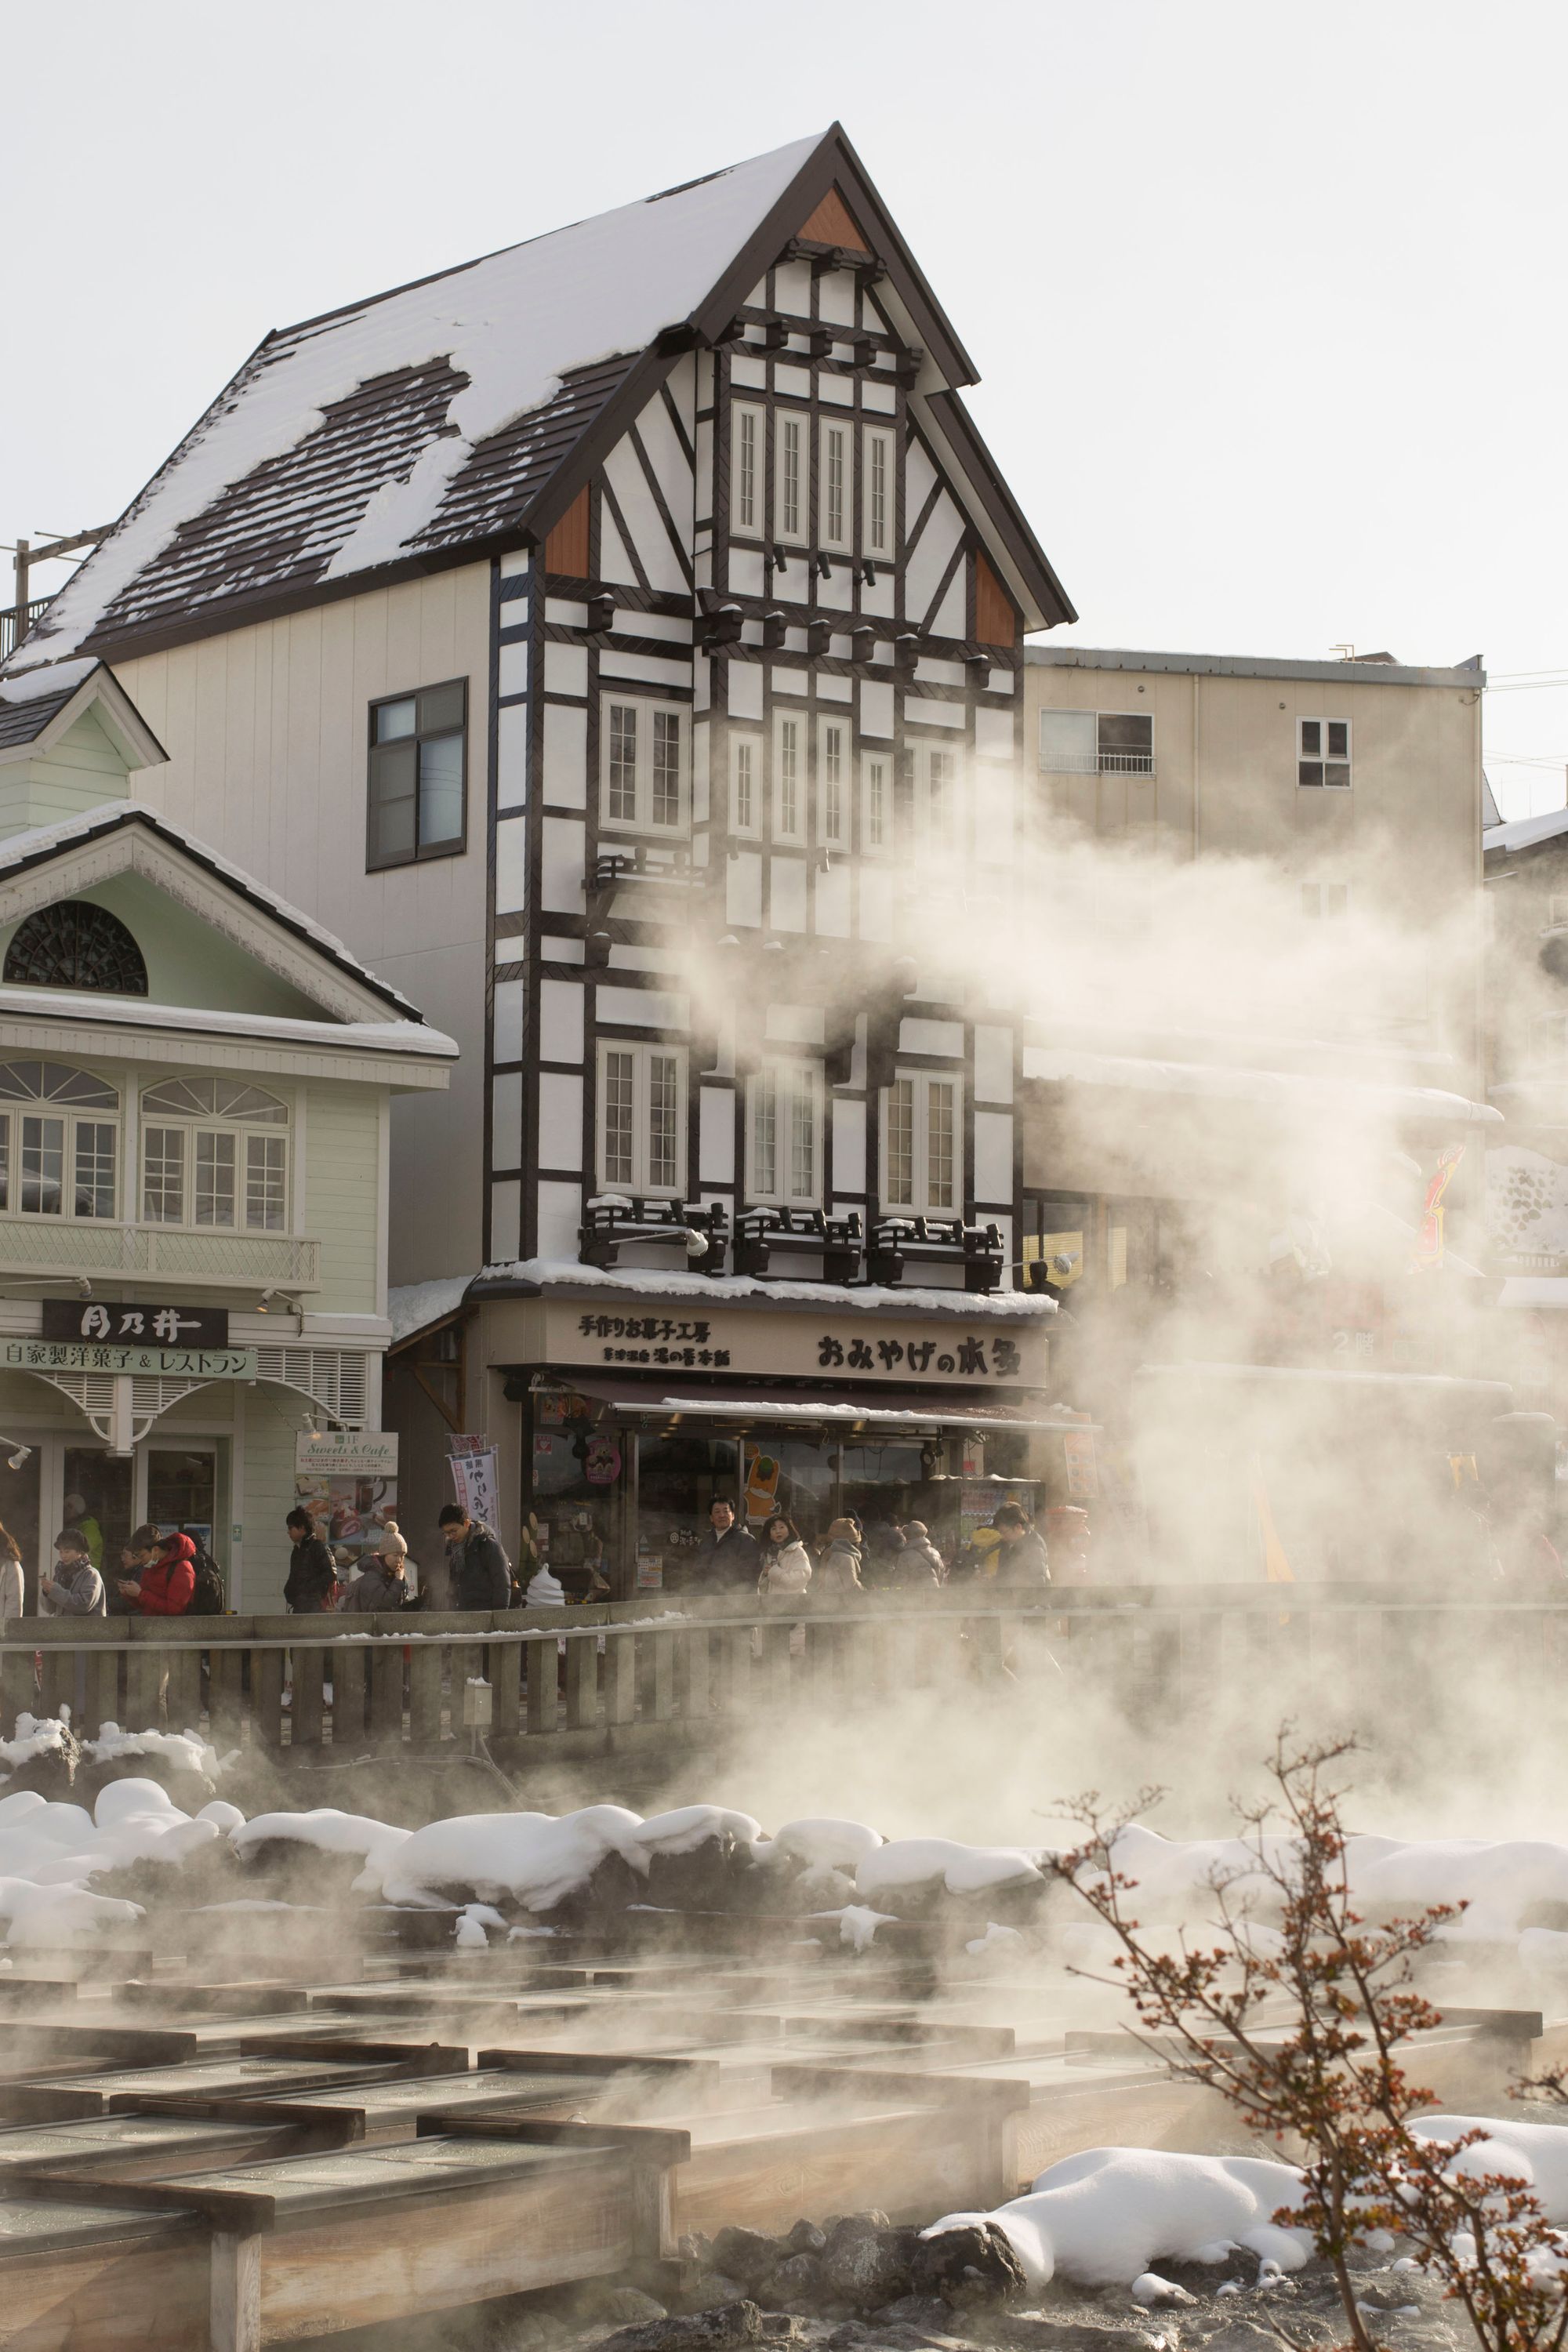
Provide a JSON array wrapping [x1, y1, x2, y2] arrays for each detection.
[[187, 1544, 226, 1616]]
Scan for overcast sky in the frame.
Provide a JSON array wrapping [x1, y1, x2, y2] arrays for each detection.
[[5, 1, 1562, 815]]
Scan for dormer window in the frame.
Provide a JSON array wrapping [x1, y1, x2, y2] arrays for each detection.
[[3, 901, 147, 996]]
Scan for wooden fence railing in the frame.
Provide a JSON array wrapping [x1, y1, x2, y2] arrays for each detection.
[[1, 1584, 1558, 1758]]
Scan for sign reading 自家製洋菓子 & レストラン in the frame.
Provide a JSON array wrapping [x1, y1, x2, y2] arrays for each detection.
[[4, 1338, 257, 1379]]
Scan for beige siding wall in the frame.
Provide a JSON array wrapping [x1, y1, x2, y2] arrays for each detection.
[[1025, 660, 1484, 1091], [112, 566, 492, 1286], [303, 1081, 383, 1314]]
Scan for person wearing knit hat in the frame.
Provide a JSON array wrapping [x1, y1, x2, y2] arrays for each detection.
[[337, 1521, 413, 1613]]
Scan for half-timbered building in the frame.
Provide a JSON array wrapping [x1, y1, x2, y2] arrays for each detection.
[[5, 127, 1076, 1581]]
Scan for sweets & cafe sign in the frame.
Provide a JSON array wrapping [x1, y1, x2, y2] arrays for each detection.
[[538, 1298, 1048, 1385]]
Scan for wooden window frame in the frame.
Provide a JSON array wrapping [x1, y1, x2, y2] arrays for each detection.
[[771, 709, 808, 847], [598, 695, 690, 838], [818, 417, 853, 553], [862, 750, 893, 853], [730, 731, 763, 840], [773, 409, 810, 546], [862, 426, 895, 560], [880, 1069, 962, 1217], [913, 740, 962, 855], [818, 716, 849, 847], [366, 679, 469, 872], [746, 1056, 825, 1210], [595, 1039, 687, 1199], [731, 403, 764, 539]]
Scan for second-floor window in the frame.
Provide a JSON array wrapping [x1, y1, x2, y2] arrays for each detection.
[[909, 742, 960, 852], [1299, 718, 1351, 789], [863, 427, 894, 559], [367, 681, 467, 869], [601, 699, 688, 834], [140, 1078, 289, 1232], [820, 421, 851, 551], [731, 733, 761, 838], [775, 412, 808, 543], [863, 753, 891, 851], [1040, 709, 1154, 775], [597, 1041, 685, 1196], [731, 404, 763, 537], [748, 1058, 822, 1207], [0, 1061, 118, 1220], [882, 1072, 960, 1216], [773, 712, 806, 844], [819, 719, 848, 846]]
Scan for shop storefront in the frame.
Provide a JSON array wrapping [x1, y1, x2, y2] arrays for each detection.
[[469, 1272, 1073, 1597]]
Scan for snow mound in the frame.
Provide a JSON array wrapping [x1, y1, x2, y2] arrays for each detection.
[[925, 2147, 1311, 2290], [230, 1808, 412, 1886], [85, 1723, 220, 1779], [0, 1714, 74, 1769], [379, 1806, 648, 1910], [1412, 2115, 1568, 2221], [857, 1837, 1047, 1901], [766, 1818, 886, 1871]]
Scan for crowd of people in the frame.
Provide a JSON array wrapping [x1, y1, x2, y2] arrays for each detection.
[[674, 1495, 1072, 1597]]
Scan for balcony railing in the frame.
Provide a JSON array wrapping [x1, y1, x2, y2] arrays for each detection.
[[0, 597, 54, 663], [0, 1218, 321, 1289], [1040, 750, 1156, 776]]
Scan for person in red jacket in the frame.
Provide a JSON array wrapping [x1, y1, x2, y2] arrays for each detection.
[[119, 1529, 196, 1617]]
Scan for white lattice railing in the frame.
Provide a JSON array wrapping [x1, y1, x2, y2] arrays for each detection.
[[0, 1220, 321, 1289]]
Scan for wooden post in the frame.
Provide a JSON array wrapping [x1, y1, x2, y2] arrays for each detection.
[[408, 1643, 443, 1746], [603, 1628, 637, 1726], [252, 1643, 285, 1750], [565, 1630, 599, 1729], [368, 1639, 404, 1747], [290, 1645, 325, 1748], [675, 1624, 710, 1722], [209, 2227, 262, 2352], [333, 1642, 368, 1747], [489, 1631, 522, 1739], [525, 1632, 560, 1734]]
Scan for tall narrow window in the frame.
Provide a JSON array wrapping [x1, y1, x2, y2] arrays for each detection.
[[600, 699, 688, 833], [774, 713, 804, 843], [608, 704, 639, 822], [862, 428, 894, 557], [820, 720, 847, 844], [775, 413, 807, 543], [863, 753, 891, 851], [731, 404, 763, 535], [367, 680, 467, 870], [820, 421, 851, 550], [596, 1042, 686, 1197], [881, 1073, 961, 1216], [246, 1134, 288, 1231], [919, 746, 959, 850], [731, 734, 760, 837], [194, 1131, 237, 1229], [747, 1060, 823, 1207], [143, 1127, 186, 1225]]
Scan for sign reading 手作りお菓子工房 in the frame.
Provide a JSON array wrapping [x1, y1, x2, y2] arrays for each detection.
[[534, 1299, 1049, 1386]]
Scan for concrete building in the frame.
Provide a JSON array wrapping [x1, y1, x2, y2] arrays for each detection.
[[0, 660, 452, 1606]]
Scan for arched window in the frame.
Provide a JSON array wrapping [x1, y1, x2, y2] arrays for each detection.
[[0, 1062, 120, 1221], [140, 1076, 289, 1232], [3, 902, 147, 996]]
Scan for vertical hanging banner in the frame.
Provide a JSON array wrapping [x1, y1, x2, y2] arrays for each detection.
[[1412, 1144, 1465, 1272], [447, 1433, 499, 1530]]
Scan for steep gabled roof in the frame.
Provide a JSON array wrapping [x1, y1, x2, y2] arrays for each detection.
[[9, 125, 1068, 669], [0, 659, 166, 768]]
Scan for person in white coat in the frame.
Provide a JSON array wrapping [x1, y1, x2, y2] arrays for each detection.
[[0, 1522, 22, 1624], [757, 1515, 812, 1596]]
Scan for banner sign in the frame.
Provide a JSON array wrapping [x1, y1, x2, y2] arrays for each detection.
[[537, 1299, 1049, 1387], [448, 1446, 499, 1529], [294, 1430, 397, 1570], [6, 1338, 255, 1380], [42, 1300, 231, 1347]]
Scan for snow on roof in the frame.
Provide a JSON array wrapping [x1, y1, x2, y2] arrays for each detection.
[[0, 981, 454, 1062], [13, 134, 826, 666], [0, 799, 426, 1024], [476, 1256, 1055, 1319], [1481, 770, 1502, 829], [388, 1274, 473, 1348], [0, 655, 99, 708], [1485, 804, 1568, 855], [1022, 1044, 1500, 1127]]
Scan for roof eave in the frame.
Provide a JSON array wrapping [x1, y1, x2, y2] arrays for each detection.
[[0, 666, 169, 772], [919, 389, 1076, 633]]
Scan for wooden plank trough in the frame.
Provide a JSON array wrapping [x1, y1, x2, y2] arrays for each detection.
[[0, 1922, 1547, 2352]]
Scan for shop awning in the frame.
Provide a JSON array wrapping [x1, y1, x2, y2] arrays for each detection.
[[556, 1375, 1083, 1435], [1022, 1046, 1500, 1129]]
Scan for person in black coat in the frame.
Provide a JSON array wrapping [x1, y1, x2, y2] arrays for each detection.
[[437, 1505, 513, 1609], [688, 1498, 760, 1594], [283, 1508, 337, 1612]]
